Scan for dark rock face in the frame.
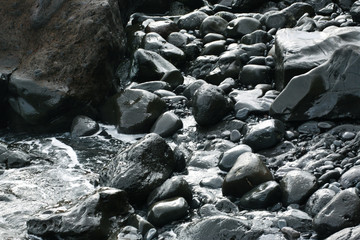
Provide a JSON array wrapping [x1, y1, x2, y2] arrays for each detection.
[[192, 84, 232, 127], [274, 27, 360, 90], [280, 170, 317, 206], [100, 133, 175, 203], [271, 45, 360, 121], [101, 89, 167, 134], [314, 188, 360, 238], [147, 176, 192, 206], [70, 115, 99, 138], [147, 197, 188, 227], [222, 152, 273, 198], [27, 188, 131, 240], [243, 119, 285, 152], [239, 181, 282, 209], [1, 0, 126, 130], [239, 65, 272, 86], [177, 216, 261, 240]]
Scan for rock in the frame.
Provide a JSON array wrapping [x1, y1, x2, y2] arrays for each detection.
[[100, 133, 175, 203], [280, 170, 317, 206], [281, 227, 300, 240], [314, 188, 360, 238], [230, 88, 275, 114], [340, 166, 360, 188], [274, 26, 360, 90], [271, 45, 360, 121], [222, 152, 274, 198], [27, 188, 131, 239], [239, 65, 272, 86], [167, 32, 188, 48], [150, 111, 183, 137], [129, 81, 171, 92], [279, 209, 313, 232], [0, 150, 31, 169], [1, 0, 126, 130], [177, 11, 208, 30], [70, 115, 99, 138], [142, 32, 185, 66], [183, 79, 207, 99], [338, 0, 355, 11], [189, 150, 222, 169], [241, 30, 273, 45], [218, 144, 253, 171], [177, 216, 261, 240], [201, 40, 226, 56], [101, 89, 166, 134], [200, 176, 224, 189], [239, 181, 282, 209], [325, 225, 360, 240], [350, 1, 360, 23], [203, 33, 226, 44], [243, 119, 285, 152], [145, 20, 179, 39], [112, 226, 142, 240], [126, 214, 155, 238], [130, 49, 184, 89], [147, 176, 192, 206], [305, 189, 336, 217], [226, 17, 262, 39], [192, 84, 232, 127], [232, 0, 268, 12], [200, 16, 228, 37], [147, 197, 188, 227]]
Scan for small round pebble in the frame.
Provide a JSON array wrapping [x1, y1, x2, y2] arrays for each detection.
[[230, 130, 241, 142], [341, 131, 356, 140]]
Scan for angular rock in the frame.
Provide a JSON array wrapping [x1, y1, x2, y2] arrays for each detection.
[[226, 17, 261, 39], [305, 189, 336, 217], [222, 152, 274, 198], [218, 144, 253, 171], [239, 65, 272, 86], [1, 0, 126, 130], [200, 16, 228, 37], [147, 197, 188, 227], [231, 88, 275, 114], [147, 176, 192, 206], [271, 45, 360, 121], [314, 188, 360, 238], [279, 209, 313, 232], [239, 181, 282, 209], [70, 115, 99, 138], [274, 26, 360, 90], [101, 89, 166, 134], [0, 149, 31, 169], [130, 49, 184, 89], [177, 11, 208, 30], [192, 84, 232, 127], [100, 133, 175, 203], [280, 170, 317, 206], [27, 188, 131, 239], [143, 32, 185, 66], [150, 111, 183, 137], [243, 119, 285, 152]]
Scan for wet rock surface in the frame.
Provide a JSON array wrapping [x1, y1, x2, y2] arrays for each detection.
[[2, 0, 360, 239]]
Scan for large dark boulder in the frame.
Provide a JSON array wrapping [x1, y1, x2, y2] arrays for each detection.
[[0, 0, 127, 131], [271, 45, 360, 121], [100, 133, 175, 204], [101, 89, 167, 134], [27, 188, 131, 240], [274, 26, 360, 90]]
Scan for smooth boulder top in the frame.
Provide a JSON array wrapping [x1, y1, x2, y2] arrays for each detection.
[[274, 26, 360, 90]]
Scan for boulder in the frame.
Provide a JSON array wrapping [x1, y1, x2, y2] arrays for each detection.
[[280, 170, 317, 206], [222, 152, 273, 198], [274, 26, 360, 90], [147, 176, 192, 206], [27, 188, 131, 239], [150, 111, 183, 137], [130, 49, 184, 89], [305, 189, 336, 217], [243, 119, 285, 152], [200, 16, 228, 37], [100, 133, 175, 203], [147, 197, 188, 227], [177, 11, 208, 30], [192, 84, 232, 127], [314, 188, 360, 238], [271, 45, 360, 121], [239, 65, 272, 86], [70, 115, 99, 138], [1, 0, 126, 130], [101, 89, 166, 134]]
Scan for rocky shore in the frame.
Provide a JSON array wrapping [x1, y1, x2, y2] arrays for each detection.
[[3, 0, 360, 239]]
